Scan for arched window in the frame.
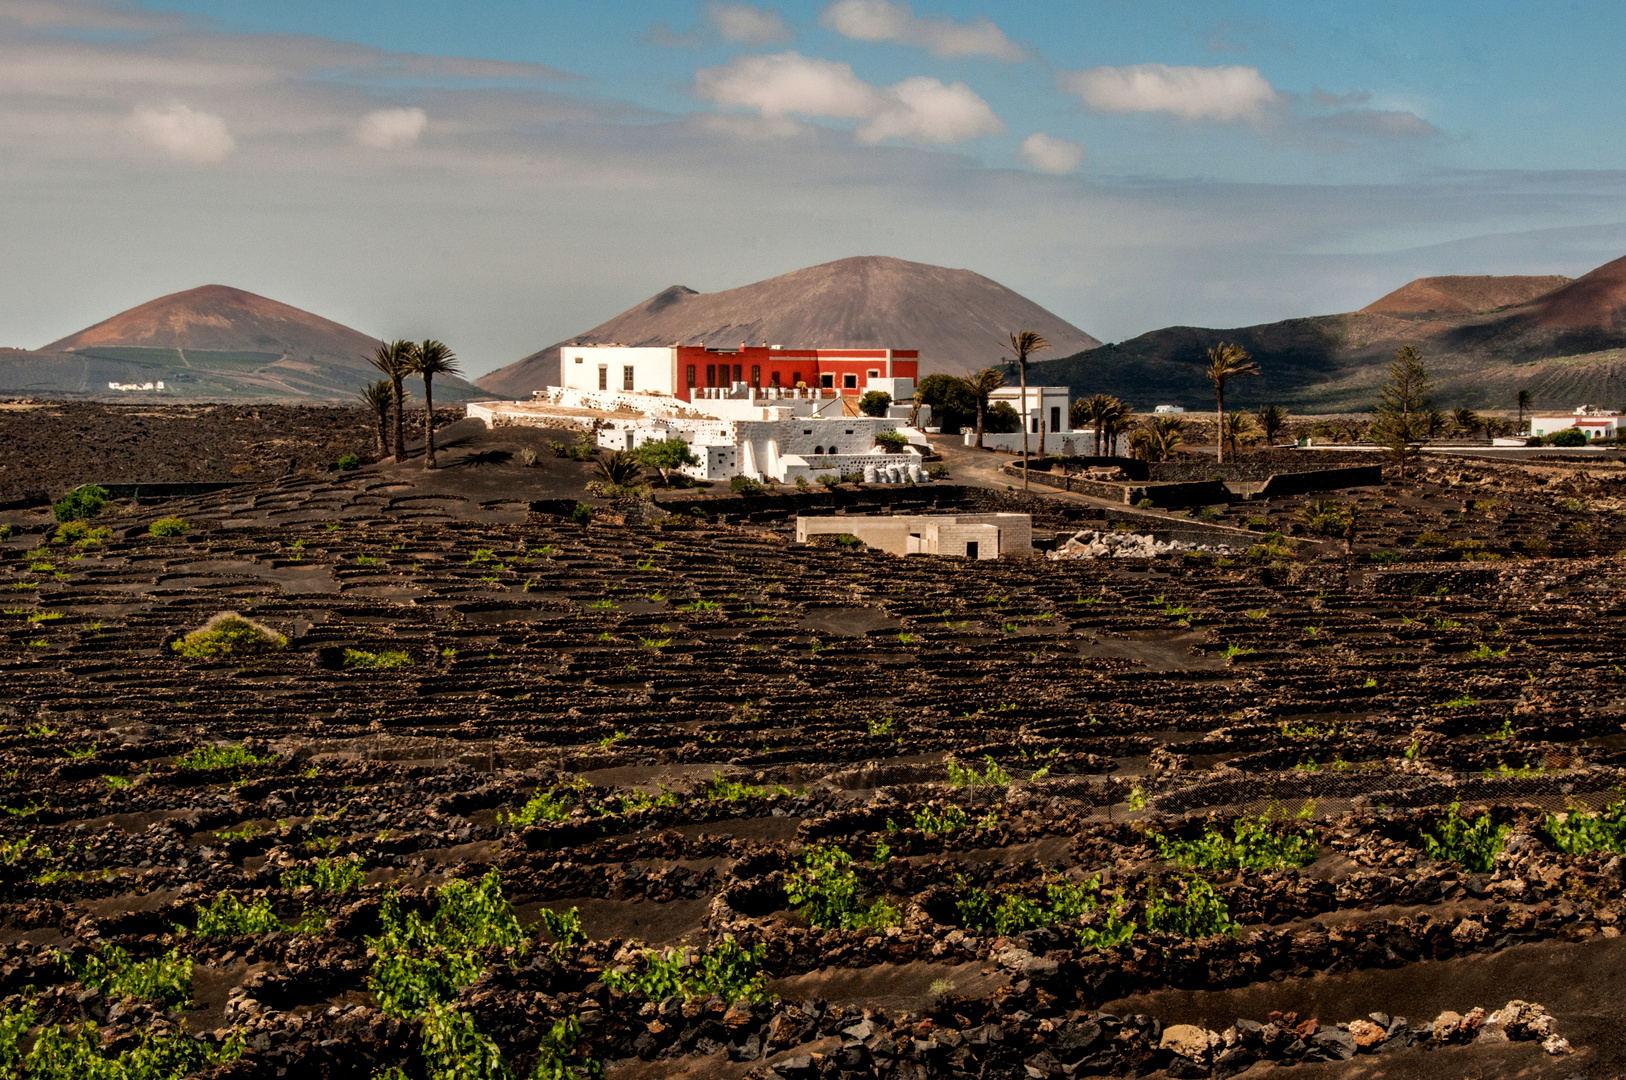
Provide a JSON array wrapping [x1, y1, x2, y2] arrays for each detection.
[[813, 445, 824, 455]]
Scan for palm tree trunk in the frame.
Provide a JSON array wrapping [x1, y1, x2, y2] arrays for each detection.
[[392, 377, 406, 463], [975, 398, 986, 449], [1019, 362, 1029, 490], [422, 375, 436, 469], [1215, 386, 1225, 464], [1093, 420, 1102, 457], [376, 415, 388, 457]]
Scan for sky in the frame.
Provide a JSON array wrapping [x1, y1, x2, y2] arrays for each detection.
[[5, 0, 1626, 378]]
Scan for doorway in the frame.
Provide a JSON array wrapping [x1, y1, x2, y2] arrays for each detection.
[[965, 542, 979, 559]]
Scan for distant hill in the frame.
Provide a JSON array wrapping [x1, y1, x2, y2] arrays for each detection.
[[479, 255, 1100, 398], [1036, 257, 1626, 414], [1360, 275, 1571, 315], [3, 285, 482, 402]]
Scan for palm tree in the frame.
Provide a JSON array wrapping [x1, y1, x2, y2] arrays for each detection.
[[1203, 342, 1260, 463], [961, 368, 1005, 449], [360, 379, 392, 457], [369, 339, 415, 462], [1223, 411, 1257, 460], [1002, 331, 1051, 488], [1517, 389, 1533, 431], [1106, 409, 1135, 457], [408, 340, 461, 470], [1254, 404, 1288, 446], [1073, 393, 1124, 457], [1451, 407, 1482, 438]]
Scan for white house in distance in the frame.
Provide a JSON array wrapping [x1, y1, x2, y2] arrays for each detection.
[[466, 342, 935, 485], [596, 413, 927, 485], [796, 513, 1032, 559], [966, 386, 1084, 454], [1529, 406, 1622, 440]]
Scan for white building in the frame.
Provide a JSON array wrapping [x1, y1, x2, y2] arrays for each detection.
[[796, 513, 1032, 559], [595, 413, 929, 485], [965, 386, 1085, 454], [1529, 406, 1622, 441]]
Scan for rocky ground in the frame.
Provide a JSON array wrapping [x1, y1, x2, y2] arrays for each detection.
[[0, 408, 1621, 1078]]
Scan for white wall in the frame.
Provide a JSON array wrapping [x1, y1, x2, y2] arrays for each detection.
[[560, 346, 676, 396]]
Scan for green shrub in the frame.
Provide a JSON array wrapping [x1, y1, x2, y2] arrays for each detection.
[[1145, 876, 1238, 939], [367, 870, 528, 1020], [730, 475, 766, 495], [0, 525, 14, 540], [281, 854, 365, 892], [342, 648, 413, 669], [176, 743, 276, 771], [171, 612, 287, 659], [927, 463, 950, 479], [2, 1007, 243, 1078], [945, 755, 1012, 788], [1423, 801, 1509, 872], [51, 485, 108, 523], [536, 907, 586, 960], [912, 804, 970, 835], [858, 391, 892, 417], [418, 1002, 511, 1080], [193, 893, 293, 936], [53, 521, 111, 547], [1545, 797, 1626, 855], [337, 454, 361, 470], [502, 786, 569, 826], [64, 944, 193, 1007], [1298, 499, 1350, 536], [954, 873, 1136, 948], [873, 430, 909, 452], [783, 845, 899, 930], [1155, 815, 1319, 871], [600, 936, 771, 1004], [569, 501, 593, 525], [1547, 428, 1588, 447]]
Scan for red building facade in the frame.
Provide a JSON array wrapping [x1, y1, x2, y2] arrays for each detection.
[[673, 346, 918, 402]]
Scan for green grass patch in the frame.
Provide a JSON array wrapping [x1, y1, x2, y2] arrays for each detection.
[[342, 648, 413, 669]]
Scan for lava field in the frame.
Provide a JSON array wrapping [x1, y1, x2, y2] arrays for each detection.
[[0, 448, 1624, 1079]]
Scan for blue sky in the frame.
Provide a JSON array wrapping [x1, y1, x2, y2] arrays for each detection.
[[4, 0, 1626, 377]]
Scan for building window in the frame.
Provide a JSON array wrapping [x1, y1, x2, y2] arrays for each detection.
[[574, 356, 583, 364], [803, 429, 812, 435], [867, 369, 880, 379], [1031, 417, 1040, 434], [706, 364, 716, 387], [813, 445, 824, 455], [686, 365, 696, 389], [770, 371, 781, 387], [820, 374, 834, 389], [1051, 406, 1061, 432], [597, 366, 607, 391], [793, 371, 802, 386], [732, 364, 742, 384], [623, 366, 634, 391], [751, 365, 761, 386], [843, 374, 858, 389]]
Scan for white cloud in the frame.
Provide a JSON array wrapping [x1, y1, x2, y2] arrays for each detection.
[[1061, 63, 1280, 123], [357, 107, 428, 149], [706, 2, 791, 45], [128, 103, 234, 162], [820, 0, 1022, 61], [695, 52, 878, 119], [1018, 132, 1084, 174], [820, 0, 1023, 61], [694, 51, 1001, 144], [858, 76, 1002, 144]]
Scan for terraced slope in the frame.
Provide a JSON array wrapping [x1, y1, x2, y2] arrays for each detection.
[[0, 458, 1622, 1078]]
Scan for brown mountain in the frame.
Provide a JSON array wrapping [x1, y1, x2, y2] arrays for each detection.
[[1360, 275, 1571, 315], [1037, 257, 1626, 414], [5, 285, 480, 402], [478, 255, 1100, 398]]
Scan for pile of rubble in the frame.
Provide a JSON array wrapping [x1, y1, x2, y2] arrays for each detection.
[[1050, 529, 1237, 559]]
